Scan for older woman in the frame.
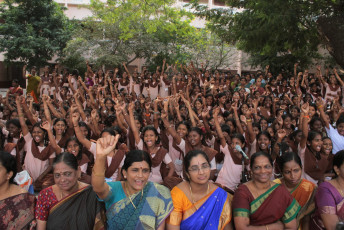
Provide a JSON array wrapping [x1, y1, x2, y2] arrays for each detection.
[[92, 134, 173, 230], [310, 150, 344, 229], [167, 150, 232, 230], [0, 151, 35, 229], [35, 152, 104, 230], [232, 152, 300, 230]]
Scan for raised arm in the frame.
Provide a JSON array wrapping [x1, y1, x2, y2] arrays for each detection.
[[316, 97, 329, 129], [72, 112, 92, 150], [300, 103, 309, 149], [92, 134, 119, 199], [232, 102, 244, 135], [41, 121, 62, 154], [245, 108, 256, 144], [213, 107, 226, 148], [16, 96, 29, 136], [128, 102, 141, 145]]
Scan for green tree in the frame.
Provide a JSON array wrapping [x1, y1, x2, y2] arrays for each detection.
[[190, 0, 344, 72], [0, 0, 73, 67], [61, 0, 205, 70]]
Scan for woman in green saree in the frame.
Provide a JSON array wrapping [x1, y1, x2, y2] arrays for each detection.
[[92, 134, 173, 230]]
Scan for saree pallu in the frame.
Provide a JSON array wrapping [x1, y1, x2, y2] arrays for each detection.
[[233, 184, 300, 226], [180, 188, 231, 230], [274, 178, 316, 229], [310, 181, 344, 230], [0, 193, 35, 230], [47, 186, 105, 230], [106, 182, 173, 230]]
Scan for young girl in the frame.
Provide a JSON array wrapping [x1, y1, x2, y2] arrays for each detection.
[[16, 97, 56, 190], [299, 103, 331, 185], [128, 102, 175, 184], [214, 107, 248, 192]]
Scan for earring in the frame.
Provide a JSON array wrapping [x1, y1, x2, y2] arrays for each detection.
[[124, 176, 127, 179]]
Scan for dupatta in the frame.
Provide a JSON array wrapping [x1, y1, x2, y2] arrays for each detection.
[[106, 182, 173, 230], [0, 193, 35, 230], [47, 186, 105, 230], [180, 188, 231, 230]]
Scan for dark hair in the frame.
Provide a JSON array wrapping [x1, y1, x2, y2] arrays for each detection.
[[257, 131, 271, 142], [250, 151, 273, 169], [104, 114, 117, 127], [221, 124, 231, 136], [334, 150, 344, 176], [78, 121, 91, 139], [100, 127, 116, 137], [32, 122, 49, 146], [6, 119, 21, 129], [142, 126, 160, 144], [121, 150, 152, 177], [337, 114, 344, 126], [183, 150, 210, 181], [310, 117, 323, 130], [64, 137, 83, 161], [52, 152, 78, 171], [0, 151, 17, 184], [176, 121, 191, 132], [53, 118, 67, 136], [307, 130, 322, 143], [278, 152, 302, 172], [231, 133, 245, 144]]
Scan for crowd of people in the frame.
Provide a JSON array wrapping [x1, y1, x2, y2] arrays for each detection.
[[1, 60, 344, 229]]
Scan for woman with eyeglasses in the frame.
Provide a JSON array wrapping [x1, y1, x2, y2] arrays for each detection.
[[167, 150, 232, 230], [35, 152, 105, 230], [232, 152, 300, 230]]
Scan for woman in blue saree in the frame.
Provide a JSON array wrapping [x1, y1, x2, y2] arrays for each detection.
[[92, 134, 173, 230], [167, 150, 232, 230]]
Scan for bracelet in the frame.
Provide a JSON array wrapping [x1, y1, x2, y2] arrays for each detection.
[[154, 112, 160, 114], [18, 114, 24, 117], [92, 168, 105, 177], [317, 105, 323, 108], [303, 115, 310, 119], [246, 119, 252, 122], [145, 113, 151, 117]]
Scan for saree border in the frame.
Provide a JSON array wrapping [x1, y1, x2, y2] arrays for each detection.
[[250, 184, 279, 215], [233, 208, 250, 218], [49, 185, 89, 214], [282, 199, 301, 223]]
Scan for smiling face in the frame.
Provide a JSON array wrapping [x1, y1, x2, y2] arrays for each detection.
[[188, 131, 202, 147], [258, 134, 270, 151], [322, 138, 332, 155], [186, 154, 210, 185], [251, 155, 273, 184], [8, 123, 20, 138], [32, 126, 45, 144], [177, 124, 188, 139], [53, 162, 80, 192], [122, 161, 150, 193]]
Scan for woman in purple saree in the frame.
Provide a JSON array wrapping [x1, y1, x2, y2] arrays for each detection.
[[311, 150, 344, 230]]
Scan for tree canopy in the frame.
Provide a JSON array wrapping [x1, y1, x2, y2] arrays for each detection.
[[0, 0, 73, 67], [190, 0, 344, 73], [62, 0, 215, 71]]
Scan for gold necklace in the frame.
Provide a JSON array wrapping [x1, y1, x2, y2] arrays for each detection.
[[189, 182, 210, 204], [125, 182, 143, 209]]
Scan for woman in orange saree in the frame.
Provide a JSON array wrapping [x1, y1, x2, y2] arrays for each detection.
[[274, 152, 316, 230]]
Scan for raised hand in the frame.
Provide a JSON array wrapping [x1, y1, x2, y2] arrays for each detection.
[[40, 121, 51, 131], [213, 106, 220, 117], [96, 134, 120, 156], [301, 102, 309, 115], [128, 102, 135, 112], [72, 112, 80, 126]]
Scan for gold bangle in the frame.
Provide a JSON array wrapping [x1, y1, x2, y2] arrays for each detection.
[[92, 168, 105, 177], [246, 119, 252, 122]]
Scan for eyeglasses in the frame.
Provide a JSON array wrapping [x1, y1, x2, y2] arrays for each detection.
[[54, 171, 74, 179], [188, 163, 211, 173]]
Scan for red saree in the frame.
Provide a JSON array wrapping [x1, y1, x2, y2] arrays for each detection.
[[233, 183, 300, 226]]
